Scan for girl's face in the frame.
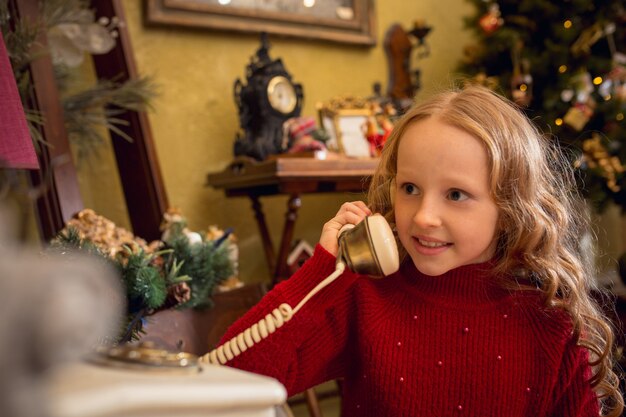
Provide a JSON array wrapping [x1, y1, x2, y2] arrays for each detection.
[[394, 116, 500, 276]]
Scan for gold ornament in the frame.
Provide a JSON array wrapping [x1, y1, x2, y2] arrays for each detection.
[[466, 72, 500, 90], [563, 106, 591, 131], [571, 23, 604, 57], [580, 133, 624, 192]]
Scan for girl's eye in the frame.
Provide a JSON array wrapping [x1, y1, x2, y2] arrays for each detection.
[[401, 183, 419, 195], [448, 189, 469, 201]]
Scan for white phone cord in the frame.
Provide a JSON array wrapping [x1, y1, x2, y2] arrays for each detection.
[[201, 262, 346, 365]]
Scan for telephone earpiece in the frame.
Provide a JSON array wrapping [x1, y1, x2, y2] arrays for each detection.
[[338, 214, 399, 277]]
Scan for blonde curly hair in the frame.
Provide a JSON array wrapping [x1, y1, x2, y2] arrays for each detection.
[[368, 84, 623, 416]]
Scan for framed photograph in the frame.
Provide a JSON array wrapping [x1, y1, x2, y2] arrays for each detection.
[[145, 0, 376, 46], [318, 99, 372, 158]]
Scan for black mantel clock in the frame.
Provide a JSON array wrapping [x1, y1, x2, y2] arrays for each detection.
[[233, 33, 304, 161]]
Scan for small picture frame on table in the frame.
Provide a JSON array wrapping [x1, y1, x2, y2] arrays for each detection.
[[317, 98, 373, 158]]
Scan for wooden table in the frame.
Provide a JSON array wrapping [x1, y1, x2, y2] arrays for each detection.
[[207, 156, 379, 286]]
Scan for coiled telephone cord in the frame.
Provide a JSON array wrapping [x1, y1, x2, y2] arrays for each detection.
[[201, 262, 346, 365]]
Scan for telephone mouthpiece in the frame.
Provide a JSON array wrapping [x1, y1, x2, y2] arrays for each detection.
[[338, 214, 399, 278]]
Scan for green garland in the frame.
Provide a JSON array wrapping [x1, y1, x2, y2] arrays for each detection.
[[51, 225, 234, 343]]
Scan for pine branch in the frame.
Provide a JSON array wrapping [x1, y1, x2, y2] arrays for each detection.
[[50, 226, 110, 259], [63, 78, 157, 113], [62, 77, 158, 154], [119, 247, 168, 313], [166, 235, 234, 309]]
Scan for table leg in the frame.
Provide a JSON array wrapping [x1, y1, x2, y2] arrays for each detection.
[[303, 388, 323, 417], [273, 195, 302, 286], [250, 196, 276, 276]]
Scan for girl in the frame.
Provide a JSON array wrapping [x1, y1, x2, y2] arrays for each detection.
[[205, 85, 623, 416]]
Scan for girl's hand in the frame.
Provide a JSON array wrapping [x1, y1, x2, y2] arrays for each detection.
[[319, 201, 372, 257]]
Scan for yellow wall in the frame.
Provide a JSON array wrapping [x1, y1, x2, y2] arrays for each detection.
[[79, 1, 474, 283], [70, 56, 133, 232]]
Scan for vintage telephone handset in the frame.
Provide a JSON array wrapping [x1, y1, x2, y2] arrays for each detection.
[[201, 214, 399, 365]]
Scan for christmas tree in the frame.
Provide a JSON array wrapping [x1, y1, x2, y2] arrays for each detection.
[[459, 0, 625, 211]]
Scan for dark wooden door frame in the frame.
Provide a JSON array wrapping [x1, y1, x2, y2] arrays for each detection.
[[11, 0, 168, 242], [91, 0, 169, 242]]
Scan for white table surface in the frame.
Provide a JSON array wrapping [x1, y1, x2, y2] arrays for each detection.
[[45, 361, 287, 417]]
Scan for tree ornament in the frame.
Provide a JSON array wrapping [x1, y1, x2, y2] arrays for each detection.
[[571, 70, 594, 103], [510, 41, 533, 107], [462, 43, 484, 66], [580, 133, 624, 192], [563, 103, 594, 131], [479, 3, 504, 35], [571, 22, 604, 57], [603, 64, 626, 101], [562, 70, 598, 130], [511, 71, 533, 106], [561, 89, 575, 102], [469, 72, 500, 89]]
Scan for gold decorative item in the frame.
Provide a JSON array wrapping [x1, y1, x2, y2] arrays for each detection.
[[579, 133, 624, 192], [93, 342, 199, 372], [60, 209, 156, 258], [317, 96, 376, 157]]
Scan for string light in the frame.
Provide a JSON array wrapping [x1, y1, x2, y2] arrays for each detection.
[[593, 76, 603, 85], [617, 113, 624, 121], [555, 118, 563, 126], [558, 65, 567, 73], [563, 20, 572, 29]]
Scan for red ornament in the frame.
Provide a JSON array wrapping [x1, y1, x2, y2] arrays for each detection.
[[479, 4, 504, 35]]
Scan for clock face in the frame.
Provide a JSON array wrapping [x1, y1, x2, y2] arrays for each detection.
[[267, 76, 297, 114]]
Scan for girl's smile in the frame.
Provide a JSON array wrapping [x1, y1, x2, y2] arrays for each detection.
[[413, 235, 451, 254]]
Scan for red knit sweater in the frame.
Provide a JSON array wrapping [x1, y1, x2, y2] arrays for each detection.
[[218, 245, 599, 417]]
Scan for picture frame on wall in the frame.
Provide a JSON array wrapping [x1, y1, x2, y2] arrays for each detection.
[[145, 0, 376, 46]]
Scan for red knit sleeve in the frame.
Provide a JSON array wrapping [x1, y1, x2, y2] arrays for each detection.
[[215, 244, 360, 396], [548, 339, 600, 417]]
